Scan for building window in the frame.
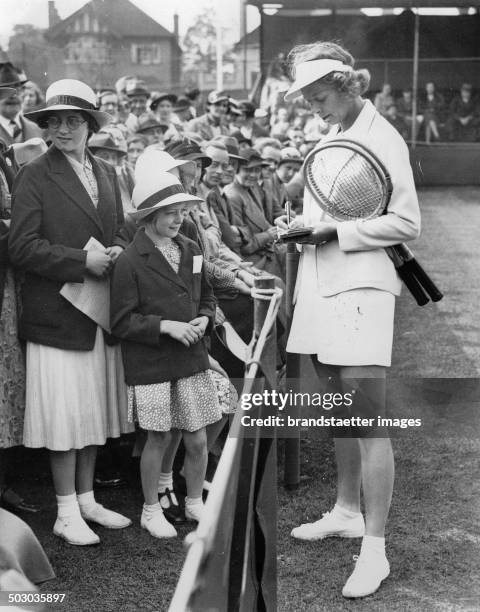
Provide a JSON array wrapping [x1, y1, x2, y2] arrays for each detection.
[[65, 37, 112, 64], [131, 43, 162, 65]]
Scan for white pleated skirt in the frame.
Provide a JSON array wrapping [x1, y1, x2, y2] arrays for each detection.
[[287, 288, 395, 367], [23, 326, 134, 451]]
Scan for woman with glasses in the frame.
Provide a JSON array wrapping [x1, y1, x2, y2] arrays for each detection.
[[9, 79, 133, 546]]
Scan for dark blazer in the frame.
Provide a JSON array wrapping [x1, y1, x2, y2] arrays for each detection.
[[206, 186, 241, 251], [8, 145, 127, 350], [224, 178, 275, 259], [256, 176, 285, 225], [0, 115, 44, 147], [110, 229, 216, 386]]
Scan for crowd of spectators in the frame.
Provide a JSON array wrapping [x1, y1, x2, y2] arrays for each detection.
[[374, 81, 480, 143], [0, 54, 477, 588]]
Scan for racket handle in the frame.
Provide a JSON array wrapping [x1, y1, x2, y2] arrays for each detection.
[[403, 259, 443, 302], [396, 264, 430, 306], [393, 244, 443, 302]]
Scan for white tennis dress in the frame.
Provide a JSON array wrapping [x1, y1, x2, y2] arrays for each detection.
[[286, 100, 421, 367]]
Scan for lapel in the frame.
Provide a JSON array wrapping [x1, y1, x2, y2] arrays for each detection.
[[236, 180, 269, 231], [47, 146, 104, 234], [0, 124, 12, 147], [90, 153, 114, 240], [134, 229, 189, 292]]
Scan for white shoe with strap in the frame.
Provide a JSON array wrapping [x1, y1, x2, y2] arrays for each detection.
[[53, 514, 100, 546], [291, 510, 365, 541], [80, 503, 132, 529], [342, 553, 390, 598], [141, 509, 177, 539]]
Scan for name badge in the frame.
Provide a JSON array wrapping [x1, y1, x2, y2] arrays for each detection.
[[193, 255, 203, 274]]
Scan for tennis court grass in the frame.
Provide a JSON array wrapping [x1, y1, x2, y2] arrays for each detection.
[[277, 187, 480, 611]]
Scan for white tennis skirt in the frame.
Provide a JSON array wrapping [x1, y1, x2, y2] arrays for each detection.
[[23, 327, 134, 451], [286, 288, 395, 367]]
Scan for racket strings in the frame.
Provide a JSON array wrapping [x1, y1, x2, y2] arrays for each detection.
[[306, 145, 388, 221]]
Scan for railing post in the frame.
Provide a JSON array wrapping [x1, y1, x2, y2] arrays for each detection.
[[284, 242, 301, 490]]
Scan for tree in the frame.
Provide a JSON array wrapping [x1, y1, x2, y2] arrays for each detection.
[[181, 3, 235, 89], [8, 25, 50, 89]]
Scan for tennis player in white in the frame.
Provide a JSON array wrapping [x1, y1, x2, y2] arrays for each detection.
[[284, 41, 421, 598]]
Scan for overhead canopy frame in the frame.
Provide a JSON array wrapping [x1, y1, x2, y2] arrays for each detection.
[[248, 1, 480, 147]]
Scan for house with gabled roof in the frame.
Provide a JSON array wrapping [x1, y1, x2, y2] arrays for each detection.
[[44, 0, 182, 91]]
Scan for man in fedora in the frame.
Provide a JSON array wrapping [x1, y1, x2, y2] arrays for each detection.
[[123, 80, 150, 134], [0, 62, 43, 146], [187, 90, 231, 141], [135, 115, 168, 147], [224, 148, 286, 278]]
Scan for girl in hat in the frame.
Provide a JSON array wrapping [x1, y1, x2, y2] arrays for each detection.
[[110, 171, 223, 539], [9, 79, 133, 546], [283, 42, 421, 598]]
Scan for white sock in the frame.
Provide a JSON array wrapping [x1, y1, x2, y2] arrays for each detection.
[[56, 493, 80, 519], [143, 502, 162, 516], [185, 496, 203, 510], [333, 503, 361, 519], [158, 471, 173, 494], [360, 535, 386, 558], [77, 490, 97, 513]]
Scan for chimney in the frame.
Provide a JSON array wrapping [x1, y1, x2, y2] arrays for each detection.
[[173, 13, 179, 41], [48, 1, 60, 28]]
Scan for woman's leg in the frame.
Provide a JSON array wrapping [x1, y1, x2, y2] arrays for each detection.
[[76, 445, 97, 495], [339, 365, 393, 536], [339, 365, 392, 598], [311, 359, 362, 513], [183, 428, 208, 500], [358, 437, 394, 537], [50, 450, 76, 496]]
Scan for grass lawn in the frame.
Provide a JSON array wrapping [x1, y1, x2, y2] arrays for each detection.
[[10, 187, 480, 611], [277, 187, 480, 611]]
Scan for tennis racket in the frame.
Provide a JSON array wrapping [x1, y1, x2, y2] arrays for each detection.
[[302, 138, 442, 306]]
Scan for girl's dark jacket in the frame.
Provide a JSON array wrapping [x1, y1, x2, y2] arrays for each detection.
[[110, 228, 216, 386]]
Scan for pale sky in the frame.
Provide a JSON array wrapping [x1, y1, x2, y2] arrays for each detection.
[[0, 0, 260, 48]]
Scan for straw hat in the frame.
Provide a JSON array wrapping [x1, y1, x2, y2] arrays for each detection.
[[88, 132, 127, 156], [130, 171, 202, 221], [136, 114, 169, 134], [0, 62, 27, 87], [212, 135, 246, 161], [10, 138, 48, 166], [238, 148, 269, 168], [24, 79, 111, 129], [135, 149, 195, 183], [150, 92, 177, 111], [278, 147, 303, 166]]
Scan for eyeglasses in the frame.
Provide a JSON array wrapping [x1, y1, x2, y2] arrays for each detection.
[[46, 116, 87, 131]]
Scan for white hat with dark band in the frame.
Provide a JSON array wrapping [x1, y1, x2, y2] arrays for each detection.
[[25, 79, 112, 129], [129, 171, 202, 221], [284, 59, 353, 101]]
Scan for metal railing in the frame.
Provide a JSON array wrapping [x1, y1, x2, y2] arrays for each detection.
[[169, 276, 282, 612]]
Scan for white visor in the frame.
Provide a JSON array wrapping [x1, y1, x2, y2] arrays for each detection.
[[284, 59, 353, 101]]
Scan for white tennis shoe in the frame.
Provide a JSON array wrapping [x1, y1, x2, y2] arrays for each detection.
[[291, 510, 365, 541], [342, 553, 390, 598], [141, 508, 177, 539]]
